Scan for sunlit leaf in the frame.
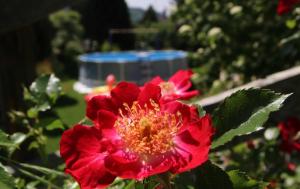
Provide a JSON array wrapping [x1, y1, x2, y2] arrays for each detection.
[[212, 89, 290, 149], [45, 120, 64, 131]]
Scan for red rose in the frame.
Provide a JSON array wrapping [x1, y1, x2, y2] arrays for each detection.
[[278, 117, 300, 153], [277, 0, 300, 15], [60, 82, 214, 189], [148, 70, 199, 102]]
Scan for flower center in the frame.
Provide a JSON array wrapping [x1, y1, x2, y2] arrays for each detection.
[[114, 100, 182, 156], [159, 82, 176, 95]]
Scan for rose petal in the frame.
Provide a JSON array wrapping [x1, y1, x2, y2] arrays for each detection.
[[105, 150, 172, 180], [176, 90, 199, 100], [111, 82, 140, 110], [60, 125, 115, 189], [86, 95, 116, 121], [97, 110, 120, 141], [149, 76, 164, 85], [169, 70, 193, 90], [172, 115, 214, 173], [104, 150, 143, 179], [161, 101, 192, 124], [138, 83, 161, 107]]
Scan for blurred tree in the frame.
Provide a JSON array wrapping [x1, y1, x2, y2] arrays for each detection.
[[77, 0, 135, 50], [50, 9, 84, 77], [140, 6, 158, 25]]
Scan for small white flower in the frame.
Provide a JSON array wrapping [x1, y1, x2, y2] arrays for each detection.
[[178, 24, 192, 34], [230, 5, 243, 15], [207, 27, 222, 37]]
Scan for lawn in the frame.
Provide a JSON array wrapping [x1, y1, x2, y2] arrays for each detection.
[[54, 79, 86, 127], [45, 79, 86, 154]]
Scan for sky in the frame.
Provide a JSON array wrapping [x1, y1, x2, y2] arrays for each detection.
[[125, 0, 175, 13]]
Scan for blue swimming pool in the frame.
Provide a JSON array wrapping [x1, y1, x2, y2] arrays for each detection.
[[78, 50, 188, 87]]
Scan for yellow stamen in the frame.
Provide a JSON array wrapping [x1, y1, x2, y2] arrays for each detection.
[[159, 82, 176, 95], [114, 100, 182, 157]]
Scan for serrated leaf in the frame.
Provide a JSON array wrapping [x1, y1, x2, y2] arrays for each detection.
[[212, 89, 290, 149], [175, 161, 233, 189], [0, 166, 15, 189], [0, 130, 15, 149], [228, 170, 268, 189]]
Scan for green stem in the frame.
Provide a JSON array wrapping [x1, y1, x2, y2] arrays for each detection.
[[0, 155, 65, 177], [18, 168, 61, 189]]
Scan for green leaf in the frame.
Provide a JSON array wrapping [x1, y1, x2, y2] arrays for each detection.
[[8, 132, 27, 154], [228, 170, 268, 189], [195, 161, 233, 189], [0, 130, 15, 149], [46, 74, 62, 103], [28, 74, 62, 108], [197, 104, 206, 117], [211, 89, 290, 149], [0, 165, 15, 189], [28, 141, 39, 150], [27, 108, 39, 118], [45, 120, 64, 131], [175, 161, 233, 189]]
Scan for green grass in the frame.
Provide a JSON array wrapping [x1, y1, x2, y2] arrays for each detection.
[[45, 79, 86, 154], [54, 79, 86, 127]]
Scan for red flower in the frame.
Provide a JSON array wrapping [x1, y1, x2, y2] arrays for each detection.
[[148, 70, 199, 102], [287, 162, 297, 171], [60, 82, 214, 188], [278, 117, 300, 153], [277, 0, 300, 15]]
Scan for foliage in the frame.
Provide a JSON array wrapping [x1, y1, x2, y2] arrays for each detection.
[[8, 74, 63, 158], [50, 9, 84, 77], [171, 0, 300, 93], [0, 74, 82, 189]]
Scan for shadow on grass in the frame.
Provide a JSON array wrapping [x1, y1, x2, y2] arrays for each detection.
[[55, 95, 78, 107]]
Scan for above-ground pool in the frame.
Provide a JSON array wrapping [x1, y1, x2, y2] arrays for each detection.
[[78, 50, 188, 87]]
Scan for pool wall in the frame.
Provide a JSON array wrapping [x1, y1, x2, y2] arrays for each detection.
[[78, 51, 188, 87]]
